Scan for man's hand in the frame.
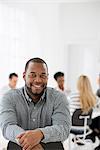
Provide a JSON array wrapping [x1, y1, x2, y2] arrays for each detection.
[[17, 129, 44, 150], [31, 144, 44, 150]]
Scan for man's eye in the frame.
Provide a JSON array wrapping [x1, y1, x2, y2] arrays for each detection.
[[31, 74, 36, 77], [28, 73, 47, 79], [40, 75, 47, 79], [28, 74, 36, 78]]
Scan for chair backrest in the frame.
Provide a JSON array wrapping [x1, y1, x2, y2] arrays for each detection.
[[72, 109, 93, 126]]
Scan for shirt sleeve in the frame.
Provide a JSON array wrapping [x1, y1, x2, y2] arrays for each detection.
[[0, 93, 25, 143], [39, 93, 71, 143]]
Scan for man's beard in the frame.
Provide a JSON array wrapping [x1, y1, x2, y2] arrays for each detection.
[[25, 84, 46, 97]]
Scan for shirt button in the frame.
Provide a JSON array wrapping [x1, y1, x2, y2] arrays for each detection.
[[33, 119, 35, 122]]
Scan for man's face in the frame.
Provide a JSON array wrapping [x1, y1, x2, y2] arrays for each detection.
[[57, 76, 64, 88], [9, 76, 18, 89], [23, 62, 48, 95]]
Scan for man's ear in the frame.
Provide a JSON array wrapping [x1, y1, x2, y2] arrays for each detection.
[[23, 72, 25, 80]]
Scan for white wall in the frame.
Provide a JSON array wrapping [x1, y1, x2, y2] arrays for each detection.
[[0, 1, 100, 92], [1, 1, 100, 149], [61, 2, 100, 43], [66, 44, 100, 92], [0, 3, 41, 87], [0, 2, 68, 88], [60, 2, 100, 92]]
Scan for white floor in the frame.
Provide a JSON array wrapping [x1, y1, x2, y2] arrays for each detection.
[[63, 134, 100, 150]]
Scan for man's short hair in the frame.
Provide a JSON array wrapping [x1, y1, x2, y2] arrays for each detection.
[[9, 73, 18, 79], [54, 72, 64, 81], [25, 57, 48, 72]]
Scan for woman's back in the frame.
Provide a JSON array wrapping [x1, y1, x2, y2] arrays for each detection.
[[70, 75, 96, 116]]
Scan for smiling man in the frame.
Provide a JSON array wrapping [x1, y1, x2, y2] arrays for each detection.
[[0, 57, 71, 150]]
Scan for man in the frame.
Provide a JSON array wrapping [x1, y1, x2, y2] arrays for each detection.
[[54, 72, 65, 91], [0, 72, 18, 96], [54, 72, 71, 97], [0, 58, 71, 150], [0, 72, 18, 149]]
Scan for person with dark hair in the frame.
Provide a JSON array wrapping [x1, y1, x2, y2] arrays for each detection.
[[0, 57, 71, 150], [0, 72, 18, 95], [54, 72, 71, 98], [54, 72, 65, 91], [0, 72, 18, 149], [9, 73, 18, 88]]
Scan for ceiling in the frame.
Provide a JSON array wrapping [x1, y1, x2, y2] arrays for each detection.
[[0, 0, 99, 3]]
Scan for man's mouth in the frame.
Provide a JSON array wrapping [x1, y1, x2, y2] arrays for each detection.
[[33, 84, 42, 88]]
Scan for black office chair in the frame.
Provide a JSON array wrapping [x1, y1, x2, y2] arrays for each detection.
[[70, 109, 93, 149]]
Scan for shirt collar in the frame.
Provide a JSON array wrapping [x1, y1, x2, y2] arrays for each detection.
[[23, 86, 46, 103]]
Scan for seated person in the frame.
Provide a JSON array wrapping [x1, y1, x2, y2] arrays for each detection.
[[86, 116, 100, 150], [0, 58, 71, 150], [70, 75, 96, 116], [54, 71, 71, 97], [70, 75, 96, 145], [86, 96, 100, 150]]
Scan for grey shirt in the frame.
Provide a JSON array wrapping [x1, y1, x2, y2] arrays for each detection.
[[0, 87, 71, 143]]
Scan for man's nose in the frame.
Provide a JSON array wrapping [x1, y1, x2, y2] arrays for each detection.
[[35, 75, 42, 82]]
